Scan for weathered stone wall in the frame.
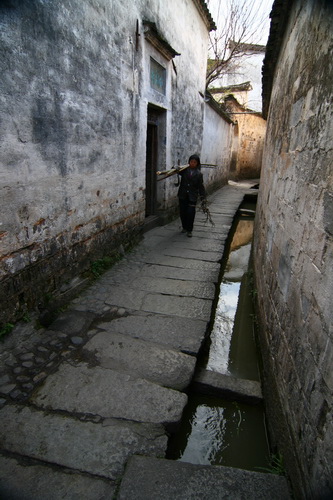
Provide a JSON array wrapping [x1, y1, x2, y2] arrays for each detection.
[[0, 0, 217, 326], [233, 112, 266, 180], [253, 0, 333, 497], [225, 97, 266, 180]]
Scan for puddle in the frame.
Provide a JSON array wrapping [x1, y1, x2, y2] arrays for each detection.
[[167, 395, 270, 472], [167, 205, 271, 472]]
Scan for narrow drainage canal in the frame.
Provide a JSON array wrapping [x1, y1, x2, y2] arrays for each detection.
[[167, 199, 272, 473]]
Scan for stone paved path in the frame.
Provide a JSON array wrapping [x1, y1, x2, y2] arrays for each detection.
[[0, 184, 291, 499]]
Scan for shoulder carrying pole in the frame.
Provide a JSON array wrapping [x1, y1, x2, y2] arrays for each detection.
[[156, 164, 217, 181]]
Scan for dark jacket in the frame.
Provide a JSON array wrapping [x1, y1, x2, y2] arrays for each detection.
[[177, 167, 206, 204]]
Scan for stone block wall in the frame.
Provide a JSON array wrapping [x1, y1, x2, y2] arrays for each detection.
[[253, 0, 333, 497]]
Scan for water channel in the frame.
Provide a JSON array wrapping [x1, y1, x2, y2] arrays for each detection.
[[167, 201, 271, 473]]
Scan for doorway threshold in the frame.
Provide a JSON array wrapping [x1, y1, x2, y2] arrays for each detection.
[[143, 215, 163, 233]]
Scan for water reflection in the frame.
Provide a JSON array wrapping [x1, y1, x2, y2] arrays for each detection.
[[166, 211, 270, 471], [180, 404, 227, 465], [206, 219, 259, 381], [206, 280, 240, 374], [168, 396, 270, 472]]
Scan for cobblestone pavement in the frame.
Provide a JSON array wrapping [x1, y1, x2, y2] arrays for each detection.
[[0, 183, 291, 500]]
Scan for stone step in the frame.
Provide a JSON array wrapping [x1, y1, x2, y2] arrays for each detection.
[[117, 455, 291, 500], [0, 405, 167, 481], [192, 369, 263, 404], [0, 454, 115, 500], [96, 313, 207, 356], [30, 361, 187, 427], [83, 330, 196, 390]]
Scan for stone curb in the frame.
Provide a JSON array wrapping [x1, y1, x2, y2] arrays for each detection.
[[192, 368, 263, 404]]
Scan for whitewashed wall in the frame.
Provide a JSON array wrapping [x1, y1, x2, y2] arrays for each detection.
[[201, 102, 233, 190], [0, 0, 216, 325]]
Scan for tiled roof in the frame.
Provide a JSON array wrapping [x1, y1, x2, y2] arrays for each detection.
[[229, 41, 266, 53], [193, 0, 217, 31], [210, 81, 253, 93], [143, 21, 180, 60]]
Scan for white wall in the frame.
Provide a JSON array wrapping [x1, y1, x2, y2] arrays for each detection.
[[0, 0, 216, 324], [201, 103, 233, 188], [217, 50, 265, 112]]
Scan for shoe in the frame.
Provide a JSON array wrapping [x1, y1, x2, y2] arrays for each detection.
[[187, 232, 192, 237], [181, 229, 187, 233]]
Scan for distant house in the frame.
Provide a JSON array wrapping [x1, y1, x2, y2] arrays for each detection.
[[0, 1, 236, 326], [208, 87, 266, 180], [209, 42, 266, 112], [223, 95, 266, 180], [210, 81, 253, 108], [207, 40, 267, 180]]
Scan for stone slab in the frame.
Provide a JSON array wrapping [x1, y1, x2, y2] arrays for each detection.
[[96, 313, 208, 355], [141, 229, 225, 252], [31, 361, 187, 426], [133, 254, 220, 272], [100, 281, 214, 312], [178, 237, 224, 250], [0, 405, 167, 480], [138, 264, 219, 283], [141, 293, 213, 321], [187, 228, 229, 240], [144, 236, 224, 253], [117, 456, 291, 500], [193, 369, 263, 404], [84, 331, 196, 390], [128, 276, 216, 300], [103, 287, 146, 310], [162, 247, 222, 262], [0, 455, 115, 500]]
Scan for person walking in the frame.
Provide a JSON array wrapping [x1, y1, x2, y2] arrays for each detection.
[[177, 154, 206, 237]]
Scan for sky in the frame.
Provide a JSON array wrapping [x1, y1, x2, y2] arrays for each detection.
[[206, 0, 274, 46]]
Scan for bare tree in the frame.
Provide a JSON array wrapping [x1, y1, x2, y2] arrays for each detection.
[[206, 0, 269, 88]]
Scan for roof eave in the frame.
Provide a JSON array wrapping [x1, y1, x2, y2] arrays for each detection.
[[192, 0, 217, 31]]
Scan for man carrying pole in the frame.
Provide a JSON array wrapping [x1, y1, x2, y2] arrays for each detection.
[[176, 154, 206, 237], [156, 155, 215, 235]]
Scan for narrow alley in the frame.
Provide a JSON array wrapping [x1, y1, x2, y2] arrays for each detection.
[[1, 0, 332, 497], [0, 183, 290, 499]]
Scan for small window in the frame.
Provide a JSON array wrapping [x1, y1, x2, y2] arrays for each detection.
[[150, 57, 166, 95]]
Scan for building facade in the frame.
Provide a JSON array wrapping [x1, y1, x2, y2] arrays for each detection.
[[224, 95, 266, 180], [0, 1, 236, 326]]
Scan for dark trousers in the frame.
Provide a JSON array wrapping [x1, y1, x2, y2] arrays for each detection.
[[179, 198, 196, 232]]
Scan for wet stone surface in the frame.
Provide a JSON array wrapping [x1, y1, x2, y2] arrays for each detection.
[[0, 185, 280, 499], [0, 307, 125, 405]]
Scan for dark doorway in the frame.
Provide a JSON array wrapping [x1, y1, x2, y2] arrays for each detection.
[[145, 118, 158, 216], [145, 105, 166, 217]]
